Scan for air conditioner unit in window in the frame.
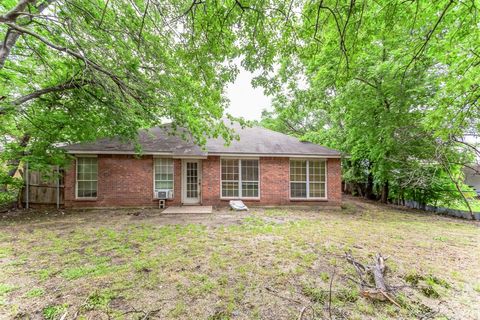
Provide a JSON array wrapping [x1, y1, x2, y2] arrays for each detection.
[[156, 189, 173, 200]]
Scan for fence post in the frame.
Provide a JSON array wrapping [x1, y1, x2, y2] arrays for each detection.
[[25, 161, 29, 209], [56, 165, 60, 209]]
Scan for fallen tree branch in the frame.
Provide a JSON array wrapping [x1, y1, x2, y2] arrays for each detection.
[[372, 253, 387, 291], [345, 251, 367, 285], [298, 305, 307, 320], [380, 290, 401, 308], [265, 286, 303, 305], [298, 304, 315, 320], [345, 251, 400, 307], [328, 267, 336, 320], [122, 307, 161, 319], [345, 276, 375, 288]]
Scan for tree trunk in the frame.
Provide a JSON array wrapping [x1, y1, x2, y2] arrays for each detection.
[[444, 163, 475, 219], [7, 134, 30, 177], [0, 31, 21, 69], [0, 0, 56, 69], [355, 182, 364, 197], [380, 181, 389, 203], [364, 172, 374, 200]]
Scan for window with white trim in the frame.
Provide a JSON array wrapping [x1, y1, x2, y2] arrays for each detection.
[[221, 159, 259, 198], [290, 159, 326, 198], [154, 158, 174, 190], [76, 157, 98, 198]]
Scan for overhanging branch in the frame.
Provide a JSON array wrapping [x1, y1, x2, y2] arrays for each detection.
[[0, 0, 57, 69], [0, 0, 34, 23], [13, 79, 94, 105], [0, 78, 94, 115], [5, 22, 137, 98], [402, 0, 454, 79]]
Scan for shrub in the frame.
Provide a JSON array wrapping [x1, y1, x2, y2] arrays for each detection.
[[0, 171, 23, 208]]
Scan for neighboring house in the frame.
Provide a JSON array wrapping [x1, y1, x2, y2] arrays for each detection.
[[63, 123, 342, 208], [464, 165, 480, 196]]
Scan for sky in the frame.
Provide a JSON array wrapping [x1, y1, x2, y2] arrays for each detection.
[[225, 67, 272, 121]]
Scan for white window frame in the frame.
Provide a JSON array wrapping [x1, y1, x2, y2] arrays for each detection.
[[289, 159, 328, 200], [153, 158, 174, 197], [220, 158, 260, 199], [75, 155, 98, 200]]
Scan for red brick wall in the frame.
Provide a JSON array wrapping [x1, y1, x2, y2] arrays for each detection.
[[201, 156, 220, 205], [200, 156, 342, 206], [172, 159, 182, 204], [65, 155, 342, 208], [327, 158, 342, 204], [259, 157, 290, 205], [64, 155, 181, 208]]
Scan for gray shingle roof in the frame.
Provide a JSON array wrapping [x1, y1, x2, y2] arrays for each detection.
[[65, 123, 341, 157], [65, 126, 206, 156]]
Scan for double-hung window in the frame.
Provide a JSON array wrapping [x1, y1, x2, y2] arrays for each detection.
[[221, 159, 259, 198], [154, 158, 174, 191], [76, 157, 98, 198], [290, 159, 326, 199]]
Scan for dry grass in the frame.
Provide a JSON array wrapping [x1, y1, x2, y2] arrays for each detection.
[[0, 197, 479, 319]]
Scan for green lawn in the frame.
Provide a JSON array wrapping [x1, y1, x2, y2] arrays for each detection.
[[0, 199, 479, 319]]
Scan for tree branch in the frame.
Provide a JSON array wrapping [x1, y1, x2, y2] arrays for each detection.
[[0, 78, 94, 115], [5, 22, 136, 98], [0, 0, 57, 68], [138, 0, 150, 47], [442, 159, 474, 219], [0, 0, 34, 23], [98, 0, 110, 27], [452, 137, 480, 156], [14, 79, 93, 105], [354, 77, 377, 89], [402, 0, 455, 79], [7, 133, 31, 178], [317, 3, 350, 70]]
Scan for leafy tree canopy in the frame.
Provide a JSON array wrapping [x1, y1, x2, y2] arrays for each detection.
[[259, 0, 479, 208], [1, 0, 479, 211], [0, 0, 288, 174]]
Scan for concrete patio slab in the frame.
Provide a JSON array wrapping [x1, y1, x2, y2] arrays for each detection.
[[162, 206, 213, 214]]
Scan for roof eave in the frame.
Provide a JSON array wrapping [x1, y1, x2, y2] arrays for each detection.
[[67, 150, 171, 155], [208, 152, 342, 158], [66, 150, 208, 158], [67, 150, 343, 158]]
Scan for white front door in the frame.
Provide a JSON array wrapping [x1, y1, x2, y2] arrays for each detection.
[[182, 160, 201, 204]]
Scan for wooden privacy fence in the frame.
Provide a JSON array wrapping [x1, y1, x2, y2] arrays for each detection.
[[21, 165, 64, 208]]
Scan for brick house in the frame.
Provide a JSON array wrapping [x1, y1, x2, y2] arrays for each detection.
[[64, 123, 342, 208]]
